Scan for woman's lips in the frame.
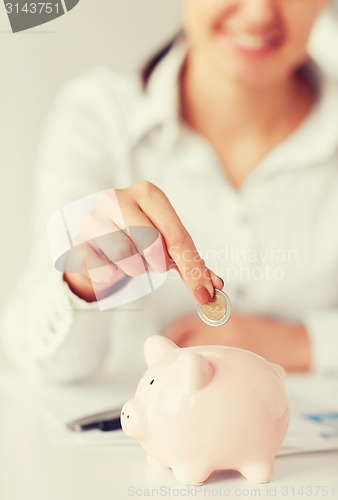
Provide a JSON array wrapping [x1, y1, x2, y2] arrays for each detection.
[[217, 26, 282, 57]]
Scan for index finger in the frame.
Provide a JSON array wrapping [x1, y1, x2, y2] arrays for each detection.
[[132, 182, 223, 304]]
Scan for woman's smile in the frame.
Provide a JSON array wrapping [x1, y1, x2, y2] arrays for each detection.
[[217, 24, 283, 57]]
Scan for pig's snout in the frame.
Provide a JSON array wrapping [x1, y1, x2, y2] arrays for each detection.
[[121, 398, 148, 440]]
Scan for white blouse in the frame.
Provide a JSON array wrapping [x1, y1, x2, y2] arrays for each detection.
[[2, 41, 338, 386]]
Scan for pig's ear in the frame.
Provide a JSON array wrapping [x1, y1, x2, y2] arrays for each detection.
[[271, 362, 286, 379], [144, 335, 178, 366], [176, 350, 213, 391]]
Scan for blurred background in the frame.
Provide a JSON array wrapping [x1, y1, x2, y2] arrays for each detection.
[[0, 0, 338, 364]]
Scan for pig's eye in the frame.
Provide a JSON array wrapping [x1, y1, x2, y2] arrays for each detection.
[[149, 379, 154, 385]]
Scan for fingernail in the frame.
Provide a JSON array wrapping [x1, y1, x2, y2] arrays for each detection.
[[194, 286, 212, 305], [219, 276, 224, 288]]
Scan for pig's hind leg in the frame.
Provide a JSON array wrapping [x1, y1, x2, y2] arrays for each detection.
[[239, 460, 274, 483]]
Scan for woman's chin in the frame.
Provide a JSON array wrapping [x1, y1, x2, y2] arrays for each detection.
[[217, 63, 278, 89]]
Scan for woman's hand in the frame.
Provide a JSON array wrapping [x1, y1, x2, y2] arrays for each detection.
[[63, 182, 223, 302], [164, 313, 311, 372]]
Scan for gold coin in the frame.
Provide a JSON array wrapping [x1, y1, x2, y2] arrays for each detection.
[[201, 294, 227, 322]]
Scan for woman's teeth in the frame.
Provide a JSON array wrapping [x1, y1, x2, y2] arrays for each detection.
[[220, 25, 281, 51], [233, 33, 273, 49]]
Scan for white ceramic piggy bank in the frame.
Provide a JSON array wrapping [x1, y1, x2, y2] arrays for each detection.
[[121, 335, 289, 485]]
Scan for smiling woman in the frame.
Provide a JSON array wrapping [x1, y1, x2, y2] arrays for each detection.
[[1, 0, 338, 384], [178, 0, 330, 187], [182, 0, 329, 83]]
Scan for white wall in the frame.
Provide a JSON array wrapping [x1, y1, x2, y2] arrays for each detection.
[[1, 2, 338, 362]]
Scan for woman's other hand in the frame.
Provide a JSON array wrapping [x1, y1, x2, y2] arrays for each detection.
[[164, 312, 311, 372]]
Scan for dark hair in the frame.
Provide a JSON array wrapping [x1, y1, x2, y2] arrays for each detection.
[[141, 30, 184, 88]]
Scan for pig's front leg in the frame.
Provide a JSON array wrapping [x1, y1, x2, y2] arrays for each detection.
[[146, 455, 170, 469], [171, 463, 211, 485]]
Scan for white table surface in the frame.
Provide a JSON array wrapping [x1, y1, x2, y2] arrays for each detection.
[[0, 369, 338, 500]]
